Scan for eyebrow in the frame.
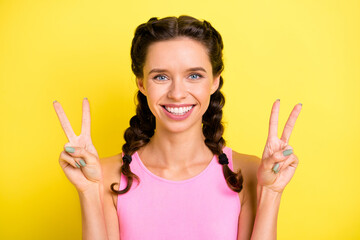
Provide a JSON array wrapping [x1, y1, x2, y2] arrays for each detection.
[[148, 67, 207, 75]]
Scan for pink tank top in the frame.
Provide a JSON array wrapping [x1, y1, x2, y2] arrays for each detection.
[[117, 146, 241, 240]]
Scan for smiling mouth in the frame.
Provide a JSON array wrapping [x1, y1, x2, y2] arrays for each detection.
[[162, 105, 195, 115]]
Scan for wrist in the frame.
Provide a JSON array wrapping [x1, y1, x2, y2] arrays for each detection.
[[78, 182, 104, 198], [257, 184, 282, 205], [258, 182, 284, 194], [260, 186, 282, 200]]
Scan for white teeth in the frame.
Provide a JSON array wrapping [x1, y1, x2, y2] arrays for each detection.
[[165, 106, 193, 115]]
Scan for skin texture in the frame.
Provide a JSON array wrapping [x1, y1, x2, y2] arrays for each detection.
[[138, 37, 220, 135], [53, 37, 302, 240], [135, 37, 220, 170]]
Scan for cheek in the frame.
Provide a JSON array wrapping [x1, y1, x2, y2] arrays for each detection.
[[192, 89, 212, 114], [192, 84, 212, 102], [145, 92, 157, 111], [146, 85, 163, 102], [144, 85, 166, 114], [144, 95, 159, 118]]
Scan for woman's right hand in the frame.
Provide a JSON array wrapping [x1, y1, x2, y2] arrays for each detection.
[[53, 98, 102, 193]]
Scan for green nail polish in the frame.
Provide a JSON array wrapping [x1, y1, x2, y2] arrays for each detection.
[[75, 162, 80, 168], [79, 159, 86, 167], [283, 149, 293, 156], [272, 163, 280, 172], [65, 147, 75, 153]]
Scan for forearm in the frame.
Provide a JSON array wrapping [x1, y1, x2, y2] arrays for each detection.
[[251, 184, 282, 240], [78, 183, 108, 240]]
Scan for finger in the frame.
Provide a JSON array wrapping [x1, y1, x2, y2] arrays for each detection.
[[64, 142, 85, 167], [278, 154, 299, 173], [280, 103, 302, 144], [263, 146, 294, 169], [59, 151, 81, 169], [80, 98, 91, 138], [268, 99, 280, 139], [53, 101, 77, 142], [64, 145, 98, 166]]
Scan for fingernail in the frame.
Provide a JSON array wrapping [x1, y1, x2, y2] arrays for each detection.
[[53, 100, 57, 103], [276, 99, 280, 102], [79, 158, 86, 167], [75, 162, 80, 168], [84, 97, 87, 100], [283, 149, 293, 156], [299, 103, 302, 106], [272, 163, 280, 173], [65, 146, 75, 153]]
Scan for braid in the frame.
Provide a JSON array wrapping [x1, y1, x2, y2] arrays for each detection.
[[110, 91, 155, 194], [112, 15, 244, 195], [202, 76, 243, 193]]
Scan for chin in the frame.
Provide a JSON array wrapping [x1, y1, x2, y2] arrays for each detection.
[[157, 120, 202, 135]]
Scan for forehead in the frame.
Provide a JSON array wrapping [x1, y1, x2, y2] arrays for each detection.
[[144, 37, 212, 74]]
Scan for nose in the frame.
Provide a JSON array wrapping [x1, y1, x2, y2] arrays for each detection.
[[167, 79, 187, 100]]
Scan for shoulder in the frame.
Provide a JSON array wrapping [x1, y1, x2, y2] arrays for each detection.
[[230, 149, 261, 207], [100, 153, 123, 206], [100, 153, 123, 182], [231, 150, 261, 182], [99, 154, 123, 238]]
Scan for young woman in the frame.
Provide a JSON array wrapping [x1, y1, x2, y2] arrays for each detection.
[[53, 15, 301, 240]]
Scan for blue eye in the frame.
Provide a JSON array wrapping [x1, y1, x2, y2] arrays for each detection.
[[153, 75, 168, 81], [189, 73, 202, 79]]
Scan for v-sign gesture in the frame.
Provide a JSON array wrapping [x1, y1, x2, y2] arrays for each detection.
[[257, 100, 302, 193], [53, 98, 102, 193]]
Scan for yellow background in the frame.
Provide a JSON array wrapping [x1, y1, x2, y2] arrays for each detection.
[[1, 0, 359, 239]]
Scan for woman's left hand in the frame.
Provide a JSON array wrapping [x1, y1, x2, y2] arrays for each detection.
[[257, 100, 302, 193]]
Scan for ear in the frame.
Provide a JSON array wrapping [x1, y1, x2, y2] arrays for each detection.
[[210, 74, 221, 94], [136, 77, 146, 96]]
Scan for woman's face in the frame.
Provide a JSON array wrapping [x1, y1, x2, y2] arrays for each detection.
[[137, 37, 220, 134]]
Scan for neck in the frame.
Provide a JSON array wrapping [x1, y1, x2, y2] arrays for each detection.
[[140, 121, 214, 170]]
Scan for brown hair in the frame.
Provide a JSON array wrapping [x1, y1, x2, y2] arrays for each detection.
[[111, 15, 243, 194]]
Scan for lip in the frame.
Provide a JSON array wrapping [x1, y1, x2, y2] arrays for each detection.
[[161, 104, 196, 121], [162, 104, 195, 108]]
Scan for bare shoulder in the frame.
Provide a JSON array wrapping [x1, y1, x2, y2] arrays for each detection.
[[100, 153, 123, 206], [99, 154, 123, 238], [231, 150, 261, 207], [100, 153, 123, 172], [232, 150, 261, 180], [230, 150, 261, 239]]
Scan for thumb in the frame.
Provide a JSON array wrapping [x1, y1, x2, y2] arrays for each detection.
[[64, 144, 98, 166]]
